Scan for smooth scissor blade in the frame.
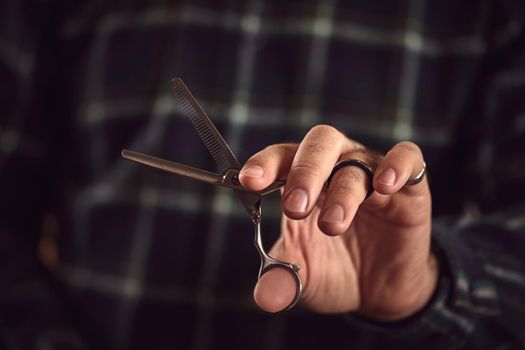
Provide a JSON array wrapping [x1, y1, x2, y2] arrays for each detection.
[[122, 149, 223, 185], [122, 149, 285, 196]]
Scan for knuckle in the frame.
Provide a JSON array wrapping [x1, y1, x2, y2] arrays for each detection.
[[335, 168, 364, 186], [248, 151, 272, 165], [308, 124, 342, 139], [258, 144, 287, 160], [263, 144, 280, 153], [328, 168, 366, 196], [304, 141, 328, 155], [396, 141, 421, 155], [302, 125, 342, 155], [292, 159, 324, 180], [328, 184, 351, 197], [263, 144, 282, 155], [265, 143, 288, 152]]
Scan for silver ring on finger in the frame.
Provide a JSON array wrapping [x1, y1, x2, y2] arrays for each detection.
[[405, 162, 427, 186], [326, 159, 375, 198]]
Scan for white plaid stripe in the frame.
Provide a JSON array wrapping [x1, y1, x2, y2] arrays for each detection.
[[62, 5, 486, 57]]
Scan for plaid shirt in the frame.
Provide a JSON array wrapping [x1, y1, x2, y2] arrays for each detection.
[[1, 0, 525, 349]]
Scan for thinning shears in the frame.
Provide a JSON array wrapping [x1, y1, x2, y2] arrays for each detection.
[[122, 78, 302, 310]]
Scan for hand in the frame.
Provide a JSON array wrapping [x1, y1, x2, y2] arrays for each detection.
[[239, 125, 438, 320]]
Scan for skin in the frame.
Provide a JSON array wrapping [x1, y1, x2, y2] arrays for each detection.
[[253, 267, 298, 313], [239, 125, 438, 321]]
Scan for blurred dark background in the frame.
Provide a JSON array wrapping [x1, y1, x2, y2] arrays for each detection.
[[1, 0, 525, 349]]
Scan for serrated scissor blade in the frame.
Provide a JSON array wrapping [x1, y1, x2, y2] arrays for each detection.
[[170, 78, 241, 173]]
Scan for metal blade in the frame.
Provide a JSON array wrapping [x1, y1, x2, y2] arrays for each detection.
[[234, 190, 262, 219], [123, 149, 285, 197], [122, 149, 223, 185], [170, 78, 241, 173]]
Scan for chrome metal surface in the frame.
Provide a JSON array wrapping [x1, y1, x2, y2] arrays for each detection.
[[406, 161, 427, 185], [252, 204, 302, 311], [122, 149, 223, 185]]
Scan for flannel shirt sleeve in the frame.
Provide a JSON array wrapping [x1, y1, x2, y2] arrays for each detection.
[[0, 1, 90, 348], [346, 216, 525, 349]]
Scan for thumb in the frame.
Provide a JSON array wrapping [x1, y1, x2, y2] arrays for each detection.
[[253, 267, 299, 313], [253, 237, 305, 313]]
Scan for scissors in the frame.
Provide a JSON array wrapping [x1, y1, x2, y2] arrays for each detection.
[[122, 78, 302, 311]]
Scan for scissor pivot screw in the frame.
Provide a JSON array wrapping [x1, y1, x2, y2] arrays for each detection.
[[232, 174, 240, 185]]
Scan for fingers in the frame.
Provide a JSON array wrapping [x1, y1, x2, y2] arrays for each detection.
[[281, 125, 348, 219], [373, 141, 427, 196], [240, 125, 351, 219], [239, 143, 298, 191], [318, 141, 427, 235], [318, 161, 371, 235], [241, 134, 428, 238]]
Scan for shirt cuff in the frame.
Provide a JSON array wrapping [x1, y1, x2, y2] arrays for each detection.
[[344, 223, 499, 349]]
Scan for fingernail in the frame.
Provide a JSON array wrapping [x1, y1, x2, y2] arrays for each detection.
[[377, 168, 396, 186], [240, 165, 265, 178], [322, 205, 345, 224], [284, 189, 308, 213]]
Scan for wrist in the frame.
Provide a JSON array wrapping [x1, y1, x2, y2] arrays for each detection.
[[415, 253, 440, 315], [359, 253, 440, 321]]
